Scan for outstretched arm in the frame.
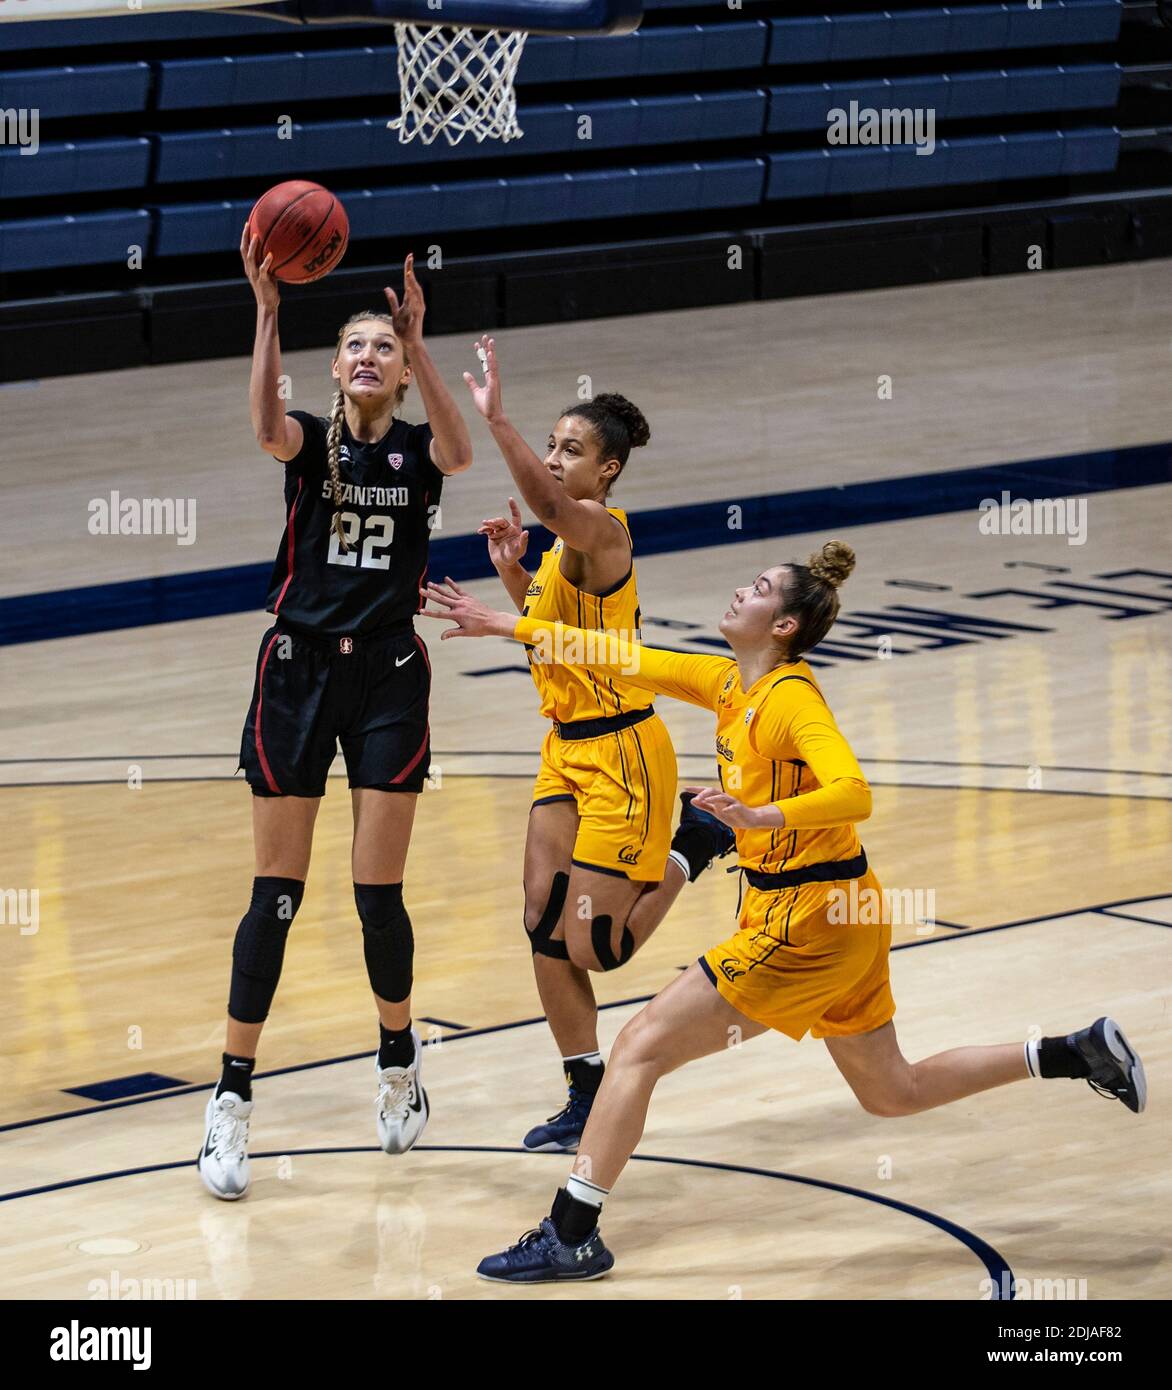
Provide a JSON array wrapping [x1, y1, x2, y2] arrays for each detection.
[[386, 253, 472, 475], [242, 221, 303, 462], [464, 336, 627, 555], [420, 580, 732, 711]]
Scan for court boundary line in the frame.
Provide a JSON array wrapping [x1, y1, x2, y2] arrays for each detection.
[[1, 753, 1168, 779], [1, 774, 1168, 801], [0, 1145, 1016, 1299], [1, 899, 1165, 1134], [1093, 908, 1172, 929]]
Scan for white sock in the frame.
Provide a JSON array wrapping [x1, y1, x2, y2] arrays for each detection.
[[563, 1050, 602, 1067], [1024, 1039, 1042, 1079], [566, 1172, 609, 1210], [667, 849, 691, 883]]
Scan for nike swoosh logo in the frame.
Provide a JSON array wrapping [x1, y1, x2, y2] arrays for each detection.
[[395, 652, 415, 668]]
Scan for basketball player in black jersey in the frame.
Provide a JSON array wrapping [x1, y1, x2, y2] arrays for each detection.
[[198, 226, 472, 1200]]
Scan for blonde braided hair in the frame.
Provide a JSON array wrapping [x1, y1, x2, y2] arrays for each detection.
[[327, 311, 410, 552]]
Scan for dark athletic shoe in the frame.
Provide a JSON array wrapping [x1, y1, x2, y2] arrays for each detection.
[[1068, 1016, 1146, 1114], [672, 790, 736, 881], [476, 1217, 614, 1284], [522, 1086, 594, 1153]]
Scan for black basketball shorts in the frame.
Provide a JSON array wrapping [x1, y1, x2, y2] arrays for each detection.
[[238, 621, 432, 798]]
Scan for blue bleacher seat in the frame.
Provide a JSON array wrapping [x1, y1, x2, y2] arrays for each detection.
[[155, 47, 397, 111], [152, 91, 766, 183], [0, 62, 150, 119], [0, 209, 151, 273], [769, 3, 1122, 67], [0, 139, 150, 200], [152, 159, 765, 258], [765, 127, 1118, 201], [520, 23, 767, 84], [154, 23, 767, 110], [767, 64, 1118, 134]]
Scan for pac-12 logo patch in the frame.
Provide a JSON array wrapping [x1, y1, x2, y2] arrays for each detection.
[[387, 453, 403, 471]]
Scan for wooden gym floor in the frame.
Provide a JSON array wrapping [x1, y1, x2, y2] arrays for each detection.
[[0, 262, 1169, 1299]]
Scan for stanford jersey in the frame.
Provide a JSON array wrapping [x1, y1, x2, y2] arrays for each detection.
[[265, 409, 442, 636]]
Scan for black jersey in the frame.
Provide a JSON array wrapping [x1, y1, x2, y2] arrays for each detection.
[[264, 409, 442, 636]]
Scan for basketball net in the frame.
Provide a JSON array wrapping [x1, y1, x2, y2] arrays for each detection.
[[389, 23, 527, 146]]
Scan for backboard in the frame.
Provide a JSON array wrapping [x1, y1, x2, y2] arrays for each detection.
[[0, 0, 643, 34]]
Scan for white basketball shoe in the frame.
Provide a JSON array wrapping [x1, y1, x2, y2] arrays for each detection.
[[198, 1090, 253, 1200], [375, 1028, 429, 1154]]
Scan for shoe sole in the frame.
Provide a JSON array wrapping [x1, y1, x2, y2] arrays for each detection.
[[521, 1138, 580, 1154], [1102, 1017, 1147, 1114], [475, 1265, 613, 1285]]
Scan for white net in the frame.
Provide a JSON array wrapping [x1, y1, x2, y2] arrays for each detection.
[[389, 23, 528, 146]]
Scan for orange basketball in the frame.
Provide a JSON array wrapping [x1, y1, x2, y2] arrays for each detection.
[[248, 180, 349, 284]]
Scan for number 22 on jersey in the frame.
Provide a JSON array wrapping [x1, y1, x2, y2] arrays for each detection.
[[328, 512, 394, 569]]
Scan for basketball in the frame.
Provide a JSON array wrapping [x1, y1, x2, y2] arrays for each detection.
[[247, 180, 349, 284]]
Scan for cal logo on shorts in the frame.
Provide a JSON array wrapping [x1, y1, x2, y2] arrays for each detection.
[[719, 957, 746, 982], [618, 844, 642, 865]]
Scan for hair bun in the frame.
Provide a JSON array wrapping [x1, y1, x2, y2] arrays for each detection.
[[592, 393, 650, 449], [807, 540, 855, 589]]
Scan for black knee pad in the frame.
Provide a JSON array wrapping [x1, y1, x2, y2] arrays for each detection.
[[590, 914, 635, 972], [527, 871, 570, 961], [228, 876, 304, 1024], [355, 881, 413, 1004]]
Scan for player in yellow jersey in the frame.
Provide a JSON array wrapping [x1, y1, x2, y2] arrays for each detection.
[[463, 337, 734, 1153], [422, 543, 1146, 1284]]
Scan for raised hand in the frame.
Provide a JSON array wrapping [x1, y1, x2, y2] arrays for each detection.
[[384, 252, 425, 346], [463, 334, 504, 423], [477, 496, 529, 569], [241, 221, 279, 311], [684, 785, 767, 830], [419, 578, 513, 640]]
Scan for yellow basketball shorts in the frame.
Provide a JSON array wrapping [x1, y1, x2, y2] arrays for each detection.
[[531, 712, 676, 882], [701, 868, 896, 1040]]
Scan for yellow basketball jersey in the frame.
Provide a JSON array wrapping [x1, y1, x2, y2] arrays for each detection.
[[712, 661, 864, 873], [521, 508, 652, 724]]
